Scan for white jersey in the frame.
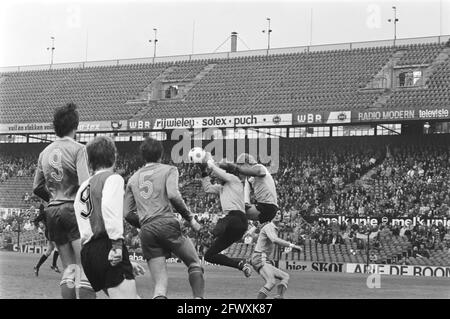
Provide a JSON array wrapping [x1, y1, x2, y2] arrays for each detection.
[[74, 170, 124, 246], [251, 164, 277, 206]]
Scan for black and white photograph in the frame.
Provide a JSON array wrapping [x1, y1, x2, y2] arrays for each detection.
[[0, 0, 449, 302]]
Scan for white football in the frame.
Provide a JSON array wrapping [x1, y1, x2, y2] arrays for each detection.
[[188, 147, 206, 163]]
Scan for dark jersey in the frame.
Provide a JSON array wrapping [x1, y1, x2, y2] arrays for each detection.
[[33, 137, 90, 205], [124, 163, 193, 226]]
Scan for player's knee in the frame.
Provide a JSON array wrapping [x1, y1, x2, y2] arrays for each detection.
[[280, 274, 289, 286], [265, 279, 277, 290], [60, 283, 76, 299], [79, 279, 96, 299], [188, 263, 204, 275], [204, 250, 213, 261]]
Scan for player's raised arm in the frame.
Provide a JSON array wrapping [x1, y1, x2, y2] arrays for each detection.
[[223, 153, 266, 177], [236, 165, 266, 177], [201, 174, 222, 194], [123, 176, 140, 228], [205, 155, 235, 183], [219, 162, 265, 177], [32, 153, 51, 202], [102, 174, 125, 251], [265, 223, 302, 250]]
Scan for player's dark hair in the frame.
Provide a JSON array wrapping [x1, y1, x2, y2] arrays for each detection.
[[86, 136, 117, 172], [140, 137, 163, 163], [53, 102, 79, 137]]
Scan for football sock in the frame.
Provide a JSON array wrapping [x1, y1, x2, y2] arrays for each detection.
[[35, 254, 48, 269], [52, 251, 59, 268], [276, 283, 287, 298], [188, 265, 205, 299], [257, 287, 270, 299]]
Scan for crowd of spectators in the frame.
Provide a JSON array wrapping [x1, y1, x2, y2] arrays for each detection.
[[0, 153, 36, 183], [1, 137, 450, 263], [324, 142, 450, 219]]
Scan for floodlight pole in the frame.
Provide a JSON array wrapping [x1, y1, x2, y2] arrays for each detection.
[[47, 37, 55, 69], [388, 7, 399, 47], [149, 28, 158, 62], [262, 17, 272, 53]]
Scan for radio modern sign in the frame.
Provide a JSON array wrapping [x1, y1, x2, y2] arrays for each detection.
[[356, 108, 450, 122]]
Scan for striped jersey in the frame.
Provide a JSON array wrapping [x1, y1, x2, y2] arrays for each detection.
[[74, 170, 124, 246], [33, 136, 90, 205], [251, 164, 278, 206], [254, 222, 278, 255], [124, 163, 192, 225]]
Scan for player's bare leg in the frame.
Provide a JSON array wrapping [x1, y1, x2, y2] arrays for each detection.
[[57, 242, 77, 299], [204, 231, 252, 277], [56, 240, 95, 299], [107, 279, 139, 299], [257, 264, 278, 299], [70, 238, 96, 299], [148, 257, 169, 299], [172, 237, 205, 299], [34, 240, 56, 276], [273, 267, 289, 299]]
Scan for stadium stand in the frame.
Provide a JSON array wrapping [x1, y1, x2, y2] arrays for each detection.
[[1, 41, 450, 123], [1, 40, 450, 267]]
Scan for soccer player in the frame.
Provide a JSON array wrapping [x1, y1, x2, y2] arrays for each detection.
[[33, 202, 60, 275], [200, 153, 252, 277], [124, 137, 204, 299], [74, 136, 144, 298], [220, 153, 279, 224], [32, 103, 96, 299], [251, 211, 302, 299]]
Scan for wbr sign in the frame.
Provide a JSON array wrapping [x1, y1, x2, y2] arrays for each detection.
[[294, 111, 351, 125]]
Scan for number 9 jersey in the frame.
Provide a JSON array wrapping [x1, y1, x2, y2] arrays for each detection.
[[74, 170, 124, 246], [33, 136, 90, 205]]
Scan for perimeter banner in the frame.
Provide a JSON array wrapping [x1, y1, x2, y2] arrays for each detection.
[[279, 260, 346, 273], [0, 120, 127, 134], [301, 215, 450, 227], [355, 107, 450, 122], [346, 263, 450, 277], [292, 107, 450, 125], [127, 113, 292, 130]]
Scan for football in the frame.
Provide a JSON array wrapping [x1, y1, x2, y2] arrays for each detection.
[[188, 147, 206, 163]]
